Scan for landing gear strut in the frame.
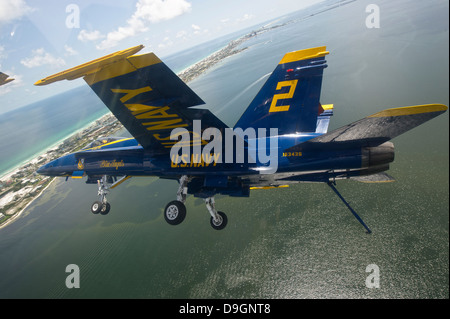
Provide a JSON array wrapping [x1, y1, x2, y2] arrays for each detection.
[[89, 175, 130, 216], [163, 175, 228, 230], [91, 175, 111, 215]]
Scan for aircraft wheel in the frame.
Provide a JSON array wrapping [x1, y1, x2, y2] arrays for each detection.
[[164, 200, 186, 225], [210, 211, 227, 230], [100, 202, 111, 215], [91, 201, 103, 214]]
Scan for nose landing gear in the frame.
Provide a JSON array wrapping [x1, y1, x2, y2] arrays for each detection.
[[91, 175, 111, 215], [90, 175, 130, 216]]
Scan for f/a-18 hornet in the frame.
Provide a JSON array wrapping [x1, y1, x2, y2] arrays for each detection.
[[35, 45, 447, 232]]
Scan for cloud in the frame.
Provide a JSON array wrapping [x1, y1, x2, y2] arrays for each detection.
[[135, 0, 192, 23], [64, 45, 78, 56], [176, 30, 188, 38], [158, 36, 174, 49], [191, 24, 202, 35], [20, 48, 66, 68], [97, 0, 192, 50], [78, 29, 105, 42], [0, 0, 33, 25], [238, 13, 254, 22]]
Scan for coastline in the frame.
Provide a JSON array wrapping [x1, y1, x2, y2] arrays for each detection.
[[0, 112, 122, 229], [0, 110, 108, 182], [0, 25, 276, 229]]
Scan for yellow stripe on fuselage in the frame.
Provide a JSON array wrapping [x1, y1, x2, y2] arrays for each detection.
[[82, 138, 135, 151], [369, 104, 448, 118], [250, 185, 290, 190], [279, 46, 329, 64]]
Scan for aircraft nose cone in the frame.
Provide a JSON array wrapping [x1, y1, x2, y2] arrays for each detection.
[[36, 165, 45, 175], [37, 162, 52, 175]]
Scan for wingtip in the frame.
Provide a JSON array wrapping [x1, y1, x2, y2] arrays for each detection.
[[34, 44, 146, 86], [369, 104, 448, 118], [279, 46, 329, 64]]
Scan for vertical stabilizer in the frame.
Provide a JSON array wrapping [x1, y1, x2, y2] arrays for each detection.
[[234, 46, 329, 135]]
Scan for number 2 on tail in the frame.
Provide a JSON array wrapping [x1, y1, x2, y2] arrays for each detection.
[[269, 80, 298, 113]]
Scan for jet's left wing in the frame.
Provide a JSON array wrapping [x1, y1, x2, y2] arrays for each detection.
[[35, 45, 227, 153]]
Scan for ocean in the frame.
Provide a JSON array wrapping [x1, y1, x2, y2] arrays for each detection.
[[0, 0, 448, 299]]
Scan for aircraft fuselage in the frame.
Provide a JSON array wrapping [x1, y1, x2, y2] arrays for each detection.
[[37, 134, 394, 191]]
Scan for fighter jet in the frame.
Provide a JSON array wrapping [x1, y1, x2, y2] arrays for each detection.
[[35, 45, 447, 232]]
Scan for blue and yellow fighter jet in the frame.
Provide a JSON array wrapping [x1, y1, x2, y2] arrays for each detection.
[[35, 45, 447, 232]]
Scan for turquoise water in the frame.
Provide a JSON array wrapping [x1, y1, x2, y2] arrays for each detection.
[[0, 0, 448, 299], [0, 86, 108, 176]]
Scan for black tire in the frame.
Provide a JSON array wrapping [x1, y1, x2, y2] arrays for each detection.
[[164, 200, 186, 225], [100, 202, 111, 215], [91, 201, 103, 214], [210, 211, 227, 230]]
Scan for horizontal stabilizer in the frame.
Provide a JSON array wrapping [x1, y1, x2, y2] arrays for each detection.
[[288, 104, 448, 151], [351, 172, 395, 183]]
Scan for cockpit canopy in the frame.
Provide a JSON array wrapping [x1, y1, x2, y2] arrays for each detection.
[[83, 137, 127, 150]]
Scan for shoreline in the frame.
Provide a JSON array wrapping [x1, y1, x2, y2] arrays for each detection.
[[0, 111, 109, 182], [0, 24, 278, 229], [0, 177, 55, 229], [0, 112, 122, 229]]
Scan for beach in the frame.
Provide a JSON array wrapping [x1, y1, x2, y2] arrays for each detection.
[[0, 113, 122, 228]]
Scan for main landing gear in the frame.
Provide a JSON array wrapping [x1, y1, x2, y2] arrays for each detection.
[[163, 175, 228, 230]]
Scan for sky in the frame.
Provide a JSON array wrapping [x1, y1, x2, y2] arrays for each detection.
[[0, 0, 324, 114]]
